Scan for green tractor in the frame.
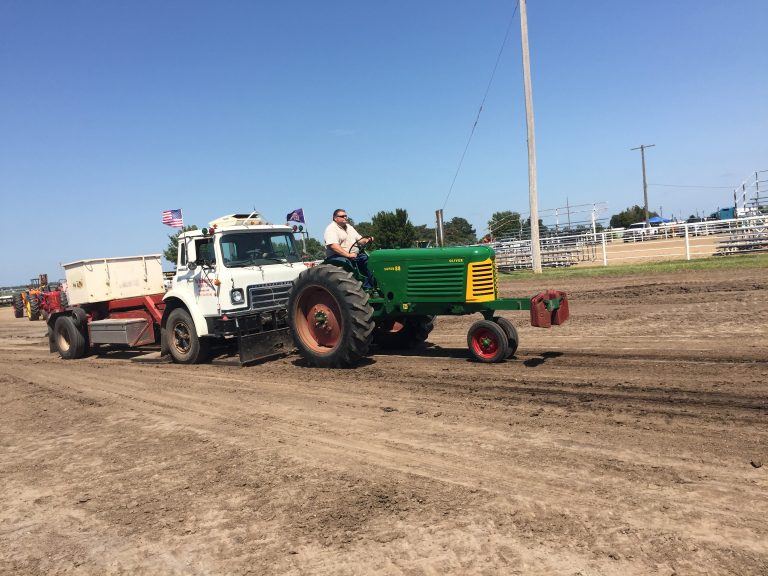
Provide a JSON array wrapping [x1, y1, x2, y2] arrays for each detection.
[[287, 242, 569, 367]]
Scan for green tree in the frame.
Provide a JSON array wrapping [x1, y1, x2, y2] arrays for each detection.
[[371, 208, 415, 249], [163, 225, 198, 266], [609, 205, 659, 228], [351, 221, 375, 238], [443, 217, 477, 245], [301, 237, 325, 259], [488, 211, 522, 239], [413, 224, 436, 247]]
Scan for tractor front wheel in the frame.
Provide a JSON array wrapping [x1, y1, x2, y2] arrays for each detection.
[[467, 319, 509, 363], [493, 316, 519, 358], [54, 315, 87, 359], [288, 264, 374, 368], [12, 293, 23, 318]]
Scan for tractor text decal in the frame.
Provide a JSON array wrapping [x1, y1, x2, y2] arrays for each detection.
[[383, 265, 401, 272]]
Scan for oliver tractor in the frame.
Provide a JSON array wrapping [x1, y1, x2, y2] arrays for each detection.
[[287, 242, 569, 367]]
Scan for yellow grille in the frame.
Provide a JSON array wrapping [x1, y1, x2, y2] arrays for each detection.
[[466, 258, 496, 302]]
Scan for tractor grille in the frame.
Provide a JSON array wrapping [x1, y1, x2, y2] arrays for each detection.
[[406, 264, 465, 300], [467, 260, 496, 302], [248, 281, 292, 312]]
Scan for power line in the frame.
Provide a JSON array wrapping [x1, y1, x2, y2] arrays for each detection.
[[441, 1, 520, 211]]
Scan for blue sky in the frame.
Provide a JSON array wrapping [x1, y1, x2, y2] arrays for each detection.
[[2, 0, 766, 284]]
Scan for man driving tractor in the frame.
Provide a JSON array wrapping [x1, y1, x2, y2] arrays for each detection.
[[323, 208, 375, 289]]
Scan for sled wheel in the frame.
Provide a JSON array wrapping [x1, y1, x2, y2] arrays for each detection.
[[493, 316, 519, 358], [54, 315, 87, 359], [467, 319, 509, 363], [166, 308, 209, 364], [288, 264, 374, 367]]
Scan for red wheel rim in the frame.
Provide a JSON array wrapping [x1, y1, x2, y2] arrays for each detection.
[[470, 328, 500, 359], [294, 286, 342, 352]]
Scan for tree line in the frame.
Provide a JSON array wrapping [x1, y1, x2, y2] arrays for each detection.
[[165, 206, 643, 263]]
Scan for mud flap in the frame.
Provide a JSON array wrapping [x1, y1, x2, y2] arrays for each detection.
[[530, 290, 569, 328], [238, 327, 294, 365]]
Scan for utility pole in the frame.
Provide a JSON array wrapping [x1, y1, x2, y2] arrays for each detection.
[[519, 0, 541, 273], [631, 144, 655, 226]]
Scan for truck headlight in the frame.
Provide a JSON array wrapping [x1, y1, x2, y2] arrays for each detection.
[[230, 288, 245, 305]]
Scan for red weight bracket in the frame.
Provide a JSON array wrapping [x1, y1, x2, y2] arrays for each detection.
[[529, 290, 569, 328]]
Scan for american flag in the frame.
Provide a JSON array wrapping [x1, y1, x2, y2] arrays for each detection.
[[162, 209, 183, 228]]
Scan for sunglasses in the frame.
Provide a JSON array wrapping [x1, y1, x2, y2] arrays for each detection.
[[336, 214, 348, 218]]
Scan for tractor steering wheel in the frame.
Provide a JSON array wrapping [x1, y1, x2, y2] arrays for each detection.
[[350, 236, 374, 254]]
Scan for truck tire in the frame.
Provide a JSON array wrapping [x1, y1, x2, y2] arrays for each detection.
[[373, 315, 435, 350], [288, 264, 374, 367], [467, 319, 509, 363], [28, 293, 41, 321], [493, 316, 519, 358], [12, 293, 23, 318], [54, 315, 87, 359], [166, 308, 209, 364]]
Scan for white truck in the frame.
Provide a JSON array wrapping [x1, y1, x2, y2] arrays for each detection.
[[48, 212, 307, 364]]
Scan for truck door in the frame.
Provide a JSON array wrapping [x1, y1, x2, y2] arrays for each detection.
[[176, 236, 219, 308]]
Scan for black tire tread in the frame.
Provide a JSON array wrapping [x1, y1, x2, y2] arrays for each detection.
[[493, 316, 519, 358], [288, 264, 374, 367]]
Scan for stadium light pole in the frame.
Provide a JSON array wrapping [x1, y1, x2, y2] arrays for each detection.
[[631, 144, 655, 226], [519, 0, 542, 273]]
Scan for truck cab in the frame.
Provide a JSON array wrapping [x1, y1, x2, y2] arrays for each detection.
[[163, 212, 306, 363]]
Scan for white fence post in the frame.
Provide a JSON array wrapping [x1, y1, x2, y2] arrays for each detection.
[[684, 223, 691, 260], [602, 232, 608, 266]]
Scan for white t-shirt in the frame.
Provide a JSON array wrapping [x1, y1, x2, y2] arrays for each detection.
[[324, 221, 362, 257]]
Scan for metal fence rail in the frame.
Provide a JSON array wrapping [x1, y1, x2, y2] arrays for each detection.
[[491, 215, 768, 271]]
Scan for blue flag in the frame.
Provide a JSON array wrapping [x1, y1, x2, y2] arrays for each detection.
[[286, 208, 305, 223]]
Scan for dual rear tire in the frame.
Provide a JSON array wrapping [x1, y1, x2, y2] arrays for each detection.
[[53, 315, 87, 359]]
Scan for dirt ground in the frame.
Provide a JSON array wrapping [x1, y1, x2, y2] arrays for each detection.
[[1, 266, 767, 575]]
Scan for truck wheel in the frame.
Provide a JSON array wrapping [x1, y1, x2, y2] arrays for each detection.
[[373, 315, 435, 350], [467, 319, 509, 363], [166, 308, 209, 364], [54, 315, 87, 359], [28, 294, 41, 321], [493, 316, 519, 358], [12, 293, 23, 318], [288, 264, 374, 367]]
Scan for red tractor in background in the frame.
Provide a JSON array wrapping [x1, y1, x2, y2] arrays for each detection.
[[12, 274, 68, 321]]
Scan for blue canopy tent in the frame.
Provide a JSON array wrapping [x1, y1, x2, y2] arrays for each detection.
[[648, 216, 673, 224]]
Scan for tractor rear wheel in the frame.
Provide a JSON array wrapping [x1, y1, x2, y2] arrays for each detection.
[[467, 319, 509, 363], [12, 293, 23, 318], [166, 308, 209, 364], [28, 293, 41, 321], [288, 264, 374, 367], [493, 316, 519, 358], [373, 315, 435, 350], [54, 315, 87, 359]]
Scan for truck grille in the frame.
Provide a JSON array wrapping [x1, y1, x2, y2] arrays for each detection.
[[406, 264, 464, 299], [248, 282, 292, 312]]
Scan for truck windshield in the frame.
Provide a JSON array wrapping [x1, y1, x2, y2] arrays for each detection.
[[220, 232, 301, 268]]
